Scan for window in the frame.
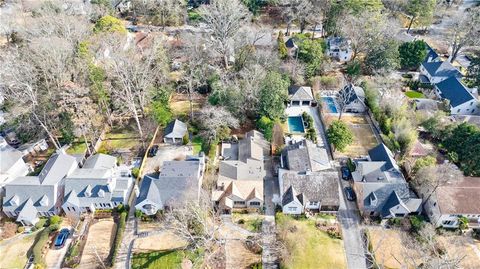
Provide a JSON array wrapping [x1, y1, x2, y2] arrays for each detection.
[[457, 109, 461, 113], [288, 207, 297, 212], [72, 207, 76, 212], [443, 220, 454, 225], [250, 201, 261, 206], [433, 202, 437, 207], [234, 201, 246, 205]]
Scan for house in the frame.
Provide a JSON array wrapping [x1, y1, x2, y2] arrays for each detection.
[[212, 131, 269, 213], [2, 151, 78, 226], [352, 144, 422, 218], [424, 177, 480, 229], [285, 37, 298, 57], [424, 44, 441, 64], [288, 86, 315, 106], [414, 98, 439, 112], [450, 114, 480, 128], [434, 77, 478, 115], [17, 139, 49, 157], [420, 60, 462, 84], [62, 154, 134, 215], [0, 137, 30, 189], [163, 119, 188, 144], [135, 154, 205, 215], [338, 84, 366, 113], [326, 37, 353, 62], [279, 139, 337, 214]]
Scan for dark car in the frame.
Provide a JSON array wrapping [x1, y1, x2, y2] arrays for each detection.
[[54, 228, 70, 249], [148, 145, 159, 157], [341, 166, 351, 180], [344, 187, 356, 201]]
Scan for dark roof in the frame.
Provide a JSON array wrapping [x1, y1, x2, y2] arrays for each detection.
[[422, 61, 461, 79], [136, 176, 161, 205], [423, 45, 439, 63], [380, 191, 403, 218], [285, 38, 296, 48], [282, 186, 297, 206], [435, 77, 475, 107], [368, 144, 398, 171]]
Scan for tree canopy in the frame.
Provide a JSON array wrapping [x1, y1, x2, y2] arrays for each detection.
[[327, 120, 354, 152], [442, 123, 480, 176], [399, 40, 427, 70], [258, 71, 290, 119], [93, 15, 127, 33]]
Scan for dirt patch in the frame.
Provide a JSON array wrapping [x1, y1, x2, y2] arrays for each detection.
[[78, 219, 115, 269], [369, 228, 420, 268], [134, 231, 188, 252], [437, 236, 480, 269], [329, 115, 378, 158]]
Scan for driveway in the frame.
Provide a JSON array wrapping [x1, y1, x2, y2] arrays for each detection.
[[337, 169, 368, 269], [142, 144, 192, 176], [45, 230, 72, 269]]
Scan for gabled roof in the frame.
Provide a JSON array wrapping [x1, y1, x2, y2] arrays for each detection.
[[380, 191, 422, 218], [136, 175, 162, 205], [64, 190, 80, 207], [17, 198, 38, 224], [423, 44, 439, 63], [38, 152, 77, 185], [83, 154, 116, 169], [283, 139, 330, 172], [435, 77, 475, 107], [422, 61, 461, 79], [368, 144, 398, 171], [282, 186, 301, 206], [164, 119, 187, 138], [0, 144, 25, 174], [340, 84, 365, 104], [288, 86, 314, 101]]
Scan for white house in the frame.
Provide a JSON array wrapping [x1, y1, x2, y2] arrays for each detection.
[[423, 177, 480, 229], [419, 60, 462, 84], [0, 137, 30, 189], [288, 86, 315, 106], [434, 77, 478, 115], [135, 154, 205, 215], [62, 154, 134, 215], [163, 119, 188, 144], [326, 37, 353, 62], [338, 84, 366, 113]]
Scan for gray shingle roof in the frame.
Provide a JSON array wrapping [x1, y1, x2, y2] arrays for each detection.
[[16, 198, 38, 224], [436, 77, 475, 107], [0, 145, 25, 173], [288, 86, 314, 101], [39, 152, 77, 185], [422, 61, 461, 79], [164, 119, 187, 139], [368, 144, 398, 171], [3, 177, 56, 214], [136, 159, 203, 208], [83, 154, 116, 169], [423, 44, 439, 63], [283, 140, 330, 172]]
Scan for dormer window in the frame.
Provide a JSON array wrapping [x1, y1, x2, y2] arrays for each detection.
[[39, 195, 49, 206], [98, 189, 105, 198], [11, 195, 19, 206], [85, 185, 92, 197], [370, 193, 378, 206]]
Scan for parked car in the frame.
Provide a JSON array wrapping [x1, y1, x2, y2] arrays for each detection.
[[54, 228, 70, 249], [148, 145, 159, 157], [344, 187, 356, 201], [341, 166, 351, 180]]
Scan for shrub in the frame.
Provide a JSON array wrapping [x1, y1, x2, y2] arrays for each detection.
[[458, 216, 469, 231], [257, 116, 274, 141], [326, 120, 354, 152], [131, 167, 140, 179], [49, 215, 62, 226], [135, 209, 143, 218], [347, 158, 356, 172], [237, 219, 245, 225], [413, 156, 436, 172], [17, 226, 25, 233], [409, 215, 425, 233], [35, 218, 48, 230]]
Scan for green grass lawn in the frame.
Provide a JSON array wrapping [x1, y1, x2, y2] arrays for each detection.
[[132, 249, 202, 269], [232, 213, 263, 233], [192, 136, 203, 155], [98, 131, 141, 154], [276, 213, 347, 269], [405, 91, 425, 98], [66, 140, 87, 155]]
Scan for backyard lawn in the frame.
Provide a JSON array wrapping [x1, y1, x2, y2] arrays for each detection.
[[330, 115, 378, 158], [192, 136, 203, 155], [405, 91, 425, 98], [0, 233, 37, 269], [276, 213, 347, 269], [232, 213, 263, 233], [66, 140, 87, 155], [78, 220, 116, 269], [132, 249, 202, 269]]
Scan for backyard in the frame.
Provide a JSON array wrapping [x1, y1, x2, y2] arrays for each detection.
[[0, 232, 38, 269], [78, 219, 116, 269], [326, 115, 378, 158], [132, 249, 202, 269], [405, 90, 425, 99], [276, 213, 347, 269], [169, 93, 206, 118]]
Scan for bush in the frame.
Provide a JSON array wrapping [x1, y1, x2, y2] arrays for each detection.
[[326, 120, 354, 152], [257, 116, 274, 141], [347, 158, 356, 172], [135, 209, 143, 218], [17, 226, 25, 233], [237, 219, 245, 225], [413, 156, 436, 172], [49, 215, 62, 226], [131, 167, 140, 179], [35, 218, 48, 230], [409, 215, 425, 233]]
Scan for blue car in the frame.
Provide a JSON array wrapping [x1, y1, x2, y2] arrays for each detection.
[[341, 166, 351, 180], [54, 229, 69, 249]]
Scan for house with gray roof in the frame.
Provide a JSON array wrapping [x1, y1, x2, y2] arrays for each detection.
[[135, 154, 205, 215], [212, 131, 269, 213], [279, 138, 338, 215], [62, 153, 133, 215], [163, 119, 188, 144], [326, 36, 353, 62], [352, 144, 422, 218], [288, 86, 314, 106], [0, 136, 30, 189], [434, 77, 478, 115], [338, 84, 366, 113], [420, 60, 462, 84], [2, 151, 78, 226]]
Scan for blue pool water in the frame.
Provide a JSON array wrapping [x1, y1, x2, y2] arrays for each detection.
[[321, 96, 338, 113], [288, 116, 305, 133]]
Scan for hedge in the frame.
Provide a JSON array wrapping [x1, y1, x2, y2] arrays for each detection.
[[32, 225, 58, 266], [108, 211, 127, 266]]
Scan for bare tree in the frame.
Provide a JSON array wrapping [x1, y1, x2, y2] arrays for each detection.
[[448, 7, 480, 63], [281, 0, 314, 34], [336, 83, 356, 120], [199, 0, 250, 69], [199, 105, 240, 140], [413, 163, 463, 205], [131, 0, 186, 28]]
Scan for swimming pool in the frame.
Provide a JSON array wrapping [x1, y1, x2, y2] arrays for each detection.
[[321, 96, 338, 113], [288, 116, 305, 133]]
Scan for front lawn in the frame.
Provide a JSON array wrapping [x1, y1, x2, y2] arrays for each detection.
[[405, 90, 425, 98], [276, 213, 347, 269], [132, 249, 202, 269]]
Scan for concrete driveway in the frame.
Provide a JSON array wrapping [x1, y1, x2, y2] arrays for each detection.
[[45, 227, 72, 269], [142, 144, 193, 176]]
